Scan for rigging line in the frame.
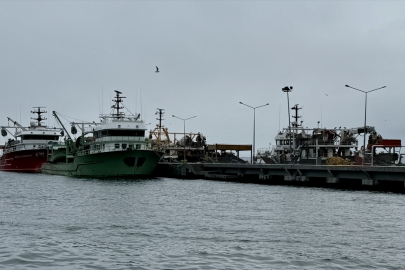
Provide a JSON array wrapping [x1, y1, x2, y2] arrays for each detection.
[[55, 112, 90, 123], [121, 103, 135, 117], [278, 103, 280, 132], [98, 93, 101, 115], [57, 114, 73, 124], [140, 88, 142, 121], [135, 88, 138, 115]]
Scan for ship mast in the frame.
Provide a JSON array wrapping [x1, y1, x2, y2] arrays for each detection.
[[111, 90, 126, 119], [31, 107, 47, 127], [291, 104, 302, 128], [290, 104, 303, 153], [156, 108, 164, 142]]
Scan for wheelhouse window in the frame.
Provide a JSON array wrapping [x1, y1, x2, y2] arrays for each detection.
[[22, 135, 59, 140], [94, 129, 145, 138], [115, 144, 120, 149]]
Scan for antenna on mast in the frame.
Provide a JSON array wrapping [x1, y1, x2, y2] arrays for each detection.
[[31, 107, 47, 127], [278, 103, 280, 131], [140, 88, 143, 121], [111, 90, 126, 119], [291, 104, 302, 127], [155, 108, 165, 142]]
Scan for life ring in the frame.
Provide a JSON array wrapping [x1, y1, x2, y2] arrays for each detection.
[[361, 146, 365, 151]]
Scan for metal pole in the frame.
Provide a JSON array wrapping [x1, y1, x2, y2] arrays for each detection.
[[172, 115, 196, 163], [253, 108, 255, 164], [344, 85, 386, 166], [239, 102, 269, 164], [183, 119, 186, 162], [287, 91, 291, 153], [363, 93, 367, 165]]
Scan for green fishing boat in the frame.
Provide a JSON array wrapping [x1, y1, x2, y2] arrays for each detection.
[[42, 90, 163, 177]]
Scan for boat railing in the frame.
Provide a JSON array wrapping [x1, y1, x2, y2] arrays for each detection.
[[302, 152, 340, 159], [314, 140, 356, 146], [257, 148, 273, 156], [3, 141, 63, 154], [76, 145, 144, 157], [92, 136, 147, 143]]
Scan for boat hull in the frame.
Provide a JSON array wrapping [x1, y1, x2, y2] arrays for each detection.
[[0, 149, 47, 173], [41, 149, 161, 177]]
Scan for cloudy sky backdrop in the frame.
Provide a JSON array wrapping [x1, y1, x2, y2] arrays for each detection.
[[1, 1, 404, 153]]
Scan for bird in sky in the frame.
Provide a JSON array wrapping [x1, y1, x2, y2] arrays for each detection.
[[325, 94, 328, 96], [155, 66, 159, 73]]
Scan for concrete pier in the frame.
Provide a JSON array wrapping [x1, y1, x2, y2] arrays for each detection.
[[362, 179, 378, 186], [156, 162, 405, 192]]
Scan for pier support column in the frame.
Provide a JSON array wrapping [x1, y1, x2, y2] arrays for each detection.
[[296, 176, 308, 182], [284, 176, 295, 181], [326, 177, 340, 184], [179, 166, 187, 176], [362, 179, 378, 186], [259, 175, 271, 180]]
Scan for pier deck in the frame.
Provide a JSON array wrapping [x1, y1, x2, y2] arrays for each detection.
[[156, 162, 405, 191]]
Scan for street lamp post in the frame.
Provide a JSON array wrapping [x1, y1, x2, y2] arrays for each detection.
[[345, 84, 386, 165], [282, 86, 293, 153], [172, 115, 196, 162], [239, 102, 269, 164]]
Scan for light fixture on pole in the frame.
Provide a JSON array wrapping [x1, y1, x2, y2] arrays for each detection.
[[345, 84, 386, 165], [282, 86, 293, 153], [172, 115, 196, 162], [239, 102, 269, 164]]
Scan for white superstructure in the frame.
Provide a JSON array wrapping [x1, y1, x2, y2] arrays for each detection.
[[70, 90, 151, 156], [1, 108, 62, 155]]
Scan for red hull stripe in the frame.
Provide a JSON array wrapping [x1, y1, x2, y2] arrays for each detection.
[[0, 149, 47, 172]]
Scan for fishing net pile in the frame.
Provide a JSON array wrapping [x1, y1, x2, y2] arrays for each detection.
[[326, 157, 354, 165]]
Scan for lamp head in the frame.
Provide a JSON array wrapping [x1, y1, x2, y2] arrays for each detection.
[[239, 102, 242, 104], [282, 86, 293, 92], [345, 85, 350, 87]]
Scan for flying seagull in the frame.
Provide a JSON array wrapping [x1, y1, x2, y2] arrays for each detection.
[[155, 66, 159, 73]]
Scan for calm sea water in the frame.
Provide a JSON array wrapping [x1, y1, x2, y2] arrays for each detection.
[[1, 171, 405, 270]]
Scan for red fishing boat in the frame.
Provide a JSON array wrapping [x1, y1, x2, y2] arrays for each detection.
[[0, 107, 63, 172]]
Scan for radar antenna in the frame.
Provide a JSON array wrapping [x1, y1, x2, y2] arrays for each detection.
[[31, 107, 47, 126], [291, 104, 302, 127], [111, 90, 126, 119], [156, 108, 165, 142]]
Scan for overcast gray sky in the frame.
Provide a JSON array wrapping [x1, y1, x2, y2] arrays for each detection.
[[1, 1, 404, 152]]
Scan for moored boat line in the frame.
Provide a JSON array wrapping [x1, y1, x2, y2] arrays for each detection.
[[257, 104, 402, 166], [0, 108, 63, 172], [41, 90, 163, 177], [1, 88, 404, 181]]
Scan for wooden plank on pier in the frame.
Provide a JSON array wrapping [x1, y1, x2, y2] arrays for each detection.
[[207, 144, 252, 151]]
